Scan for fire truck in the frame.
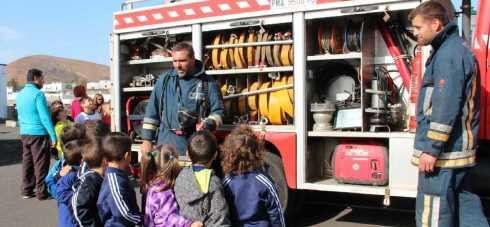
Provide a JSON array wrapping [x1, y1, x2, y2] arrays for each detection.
[[110, 0, 490, 214]]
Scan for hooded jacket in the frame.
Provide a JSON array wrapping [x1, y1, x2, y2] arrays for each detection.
[[144, 180, 193, 227], [141, 60, 224, 154], [412, 22, 480, 168], [174, 166, 231, 227], [223, 171, 286, 227], [97, 167, 141, 227]]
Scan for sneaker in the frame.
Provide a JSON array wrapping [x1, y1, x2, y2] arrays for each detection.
[[22, 195, 35, 199]]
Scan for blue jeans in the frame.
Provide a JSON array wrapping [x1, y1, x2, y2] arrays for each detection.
[[416, 168, 488, 227]]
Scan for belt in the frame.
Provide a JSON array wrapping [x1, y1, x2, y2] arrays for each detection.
[[171, 129, 187, 136], [260, 32, 269, 67]]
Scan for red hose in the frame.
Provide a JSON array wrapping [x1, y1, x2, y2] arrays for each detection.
[[377, 21, 412, 89]]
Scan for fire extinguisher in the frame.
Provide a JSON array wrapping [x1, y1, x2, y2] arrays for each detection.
[[407, 46, 422, 132]]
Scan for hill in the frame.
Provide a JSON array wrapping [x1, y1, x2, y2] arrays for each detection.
[[5, 55, 109, 85]]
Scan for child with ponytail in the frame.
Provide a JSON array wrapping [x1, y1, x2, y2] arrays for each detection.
[[141, 144, 203, 227]]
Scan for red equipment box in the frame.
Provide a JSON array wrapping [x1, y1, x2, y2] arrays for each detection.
[[332, 141, 388, 186]]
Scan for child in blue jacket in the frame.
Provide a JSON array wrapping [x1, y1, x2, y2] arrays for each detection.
[[45, 124, 86, 200], [56, 140, 83, 227], [220, 125, 285, 227], [97, 132, 141, 227]]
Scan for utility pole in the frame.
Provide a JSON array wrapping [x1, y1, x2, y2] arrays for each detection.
[[461, 0, 472, 45]]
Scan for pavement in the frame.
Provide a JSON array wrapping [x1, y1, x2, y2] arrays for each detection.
[[0, 123, 417, 227]]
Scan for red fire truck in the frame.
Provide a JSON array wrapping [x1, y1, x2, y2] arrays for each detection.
[[110, 0, 490, 214]]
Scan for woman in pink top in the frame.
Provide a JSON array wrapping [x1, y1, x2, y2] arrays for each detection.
[[71, 85, 86, 119]]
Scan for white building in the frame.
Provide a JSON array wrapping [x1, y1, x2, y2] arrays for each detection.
[[42, 82, 63, 93]]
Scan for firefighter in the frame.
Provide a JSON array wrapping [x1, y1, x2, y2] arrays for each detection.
[[140, 41, 224, 155], [409, 1, 488, 226]]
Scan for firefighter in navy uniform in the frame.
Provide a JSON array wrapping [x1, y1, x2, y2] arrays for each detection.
[[409, 1, 488, 227], [140, 42, 224, 155]]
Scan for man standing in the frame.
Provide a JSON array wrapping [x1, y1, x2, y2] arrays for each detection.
[[16, 68, 56, 200], [410, 1, 488, 226], [141, 42, 224, 155]]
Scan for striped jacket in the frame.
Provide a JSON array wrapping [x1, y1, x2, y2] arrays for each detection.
[[72, 170, 103, 227], [412, 22, 480, 168], [223, 171, 285, 227], [97, 167, 141, 227]]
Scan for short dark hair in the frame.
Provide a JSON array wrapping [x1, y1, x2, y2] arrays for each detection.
[[83, 120, 110, 141], [409, 1, 449, 25], [82, 138, 104, 169], [102, 132, 132, 162], [63, 140, 83, 165], [73, 85, 87, 98], [51, 108, 64, 125], [26, 68, 43, 82], [172, 41, 195, 58], [61, 124, 86, 144], [187, 130, 217, 164]]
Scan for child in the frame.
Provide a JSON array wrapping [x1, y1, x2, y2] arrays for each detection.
[[174, 131, 231, 227], [56, 139, 83, 227], [75, 97, 101, 124], [78, 120, 110, 175], [72, 138, 105, 227], [142, 144, 203, 227], [220, 125, 285, 227], [51, 107, 73, 159], [45, 124, 85, 200], [97, 132, 141, 227]]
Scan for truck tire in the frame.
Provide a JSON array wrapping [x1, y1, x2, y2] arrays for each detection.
[[263, 151, 289, 212], [263, 151, 304, 219]]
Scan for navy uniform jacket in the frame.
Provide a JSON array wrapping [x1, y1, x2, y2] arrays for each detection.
[[72, 170, 103, 227], [412, 22, 480, 168], [141, 60, 224, 154], [223, 171, 286, 227], [97, 167, 141, 227]]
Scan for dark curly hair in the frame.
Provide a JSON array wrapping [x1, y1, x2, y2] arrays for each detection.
[[220, 124, 264, 176]]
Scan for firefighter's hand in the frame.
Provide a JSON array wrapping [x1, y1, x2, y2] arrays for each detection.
[[419, 153, 437, 173], [141, 140, 152, 155], [195, 121, 205, 131]]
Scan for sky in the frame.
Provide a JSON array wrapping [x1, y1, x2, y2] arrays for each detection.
[[0, 0, 480, 66]]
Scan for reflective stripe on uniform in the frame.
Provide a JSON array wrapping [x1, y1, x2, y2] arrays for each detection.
[[142, 123, 158, 131], [429, 122, 452, 134], [427, 130, 450, 142], [422, 195, 431, 227], [411, 155, 475, 168]]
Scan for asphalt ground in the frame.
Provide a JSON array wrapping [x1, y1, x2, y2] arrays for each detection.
[[0, 123, 436, 227]]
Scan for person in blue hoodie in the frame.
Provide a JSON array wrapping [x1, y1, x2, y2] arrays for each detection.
[[140, 41, 224, 155], [56, 139, 83, 227], [220, 125, 285, 227], [16, 68, 57, 200]]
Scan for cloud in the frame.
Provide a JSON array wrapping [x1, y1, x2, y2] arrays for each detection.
[[0, 26, 20, 43]]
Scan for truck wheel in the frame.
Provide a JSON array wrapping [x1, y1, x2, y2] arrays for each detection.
[[263, 151, 289, 213]]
